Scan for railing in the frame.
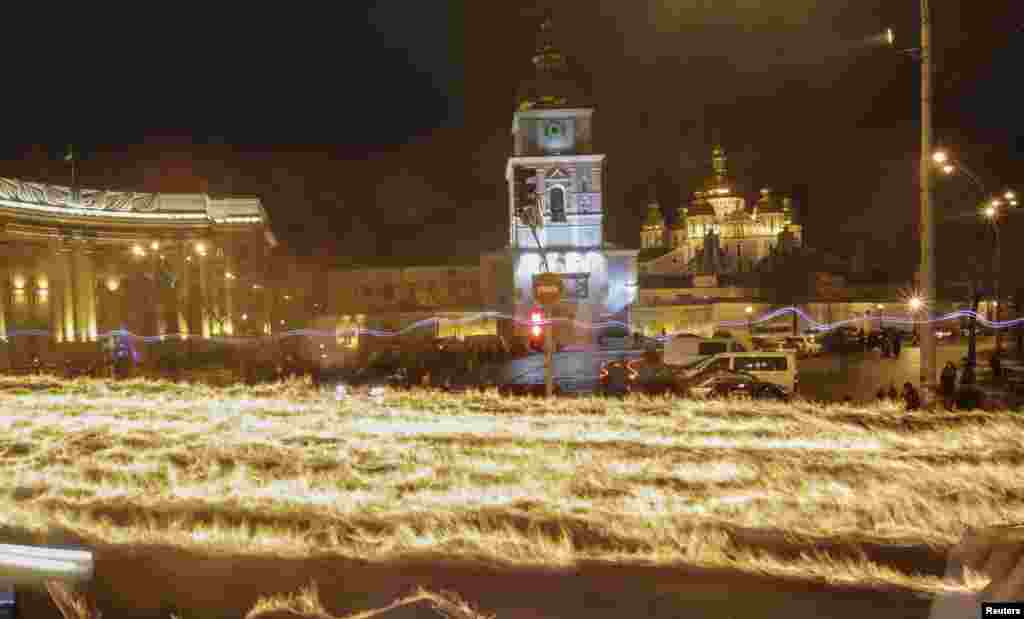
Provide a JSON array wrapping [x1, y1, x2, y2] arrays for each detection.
[[0, 544, 93, 587]]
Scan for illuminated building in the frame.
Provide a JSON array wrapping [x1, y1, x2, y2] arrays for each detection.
[[0, 179, 275, 366], [639, 146, 803, 277]]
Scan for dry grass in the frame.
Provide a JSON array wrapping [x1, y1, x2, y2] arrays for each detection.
[[2, 374, 1021, 599], [246, 583, 493, 619]]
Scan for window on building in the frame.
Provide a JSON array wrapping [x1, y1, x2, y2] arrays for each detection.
[[735, 357, 788, 372], [549, 186, 566, 222], [708, 357, 731, 372]]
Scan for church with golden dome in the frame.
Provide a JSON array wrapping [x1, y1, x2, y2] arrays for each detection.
[[639, 145, 803, 277]]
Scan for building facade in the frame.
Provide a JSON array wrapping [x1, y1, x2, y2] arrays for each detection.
[[0, 177, 276, 367], [640, 146, 804, 277]]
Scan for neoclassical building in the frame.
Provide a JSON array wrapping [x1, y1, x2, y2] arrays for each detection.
[[640, 146, 803, 276], [0, 177, 276, 366]]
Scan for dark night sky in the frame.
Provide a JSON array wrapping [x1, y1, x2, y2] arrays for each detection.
[[1, 2, 1021, 280]]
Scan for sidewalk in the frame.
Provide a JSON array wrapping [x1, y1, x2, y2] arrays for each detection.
[[961, 350, 1024, 410]]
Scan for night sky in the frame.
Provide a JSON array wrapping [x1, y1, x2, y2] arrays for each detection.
[[1, 2, 1021, 281]]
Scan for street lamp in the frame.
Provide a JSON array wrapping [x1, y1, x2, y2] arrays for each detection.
[[887, 2, 937, 392], [876, 303, 885, 330], [985, 200, 1003, 357], [745, 306, 753, 334], [909, 296, 923, 345]]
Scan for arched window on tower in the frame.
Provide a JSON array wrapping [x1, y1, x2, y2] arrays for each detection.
[[549, 186, 566, 222]]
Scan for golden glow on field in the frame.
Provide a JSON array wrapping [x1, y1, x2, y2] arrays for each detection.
[[0, 376, 1011, 597]]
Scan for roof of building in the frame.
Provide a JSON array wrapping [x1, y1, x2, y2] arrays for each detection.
[[639, 273, 694, 289], [685, 199, 716, 216], [643, 203, 664, 226], [754, 188, 788, 214], [638, 247, 672, 262], [516, 13, 591, 111]]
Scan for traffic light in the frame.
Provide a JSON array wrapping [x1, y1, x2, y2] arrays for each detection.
[[529, 308, 545, 352]]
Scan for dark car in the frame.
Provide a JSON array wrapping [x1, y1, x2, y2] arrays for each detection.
[[342, 363, 411, 390], [599, 358, 686, 396], [498, 382, 563, 397], [599, 359, 634, 396], [685, 369, 789, 401]]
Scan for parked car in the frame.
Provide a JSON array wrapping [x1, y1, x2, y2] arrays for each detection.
[[343, 363, 411, 390], [686, 369, 789, 401], [784, 335, 822, 357], [676, 352, 798, 393], [597, 356, 692, 397], [598, 359, 635, 396], [498, 382, 563, 397]]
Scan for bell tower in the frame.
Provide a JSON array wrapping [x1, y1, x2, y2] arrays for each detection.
[[506, 11, 605, 251], [490, 10, 637, 352]]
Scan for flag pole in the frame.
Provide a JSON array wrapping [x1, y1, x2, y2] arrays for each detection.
[[67, 145, 78, 201]]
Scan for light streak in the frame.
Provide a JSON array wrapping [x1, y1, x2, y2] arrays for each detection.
[[2, 307, 1018, 343]]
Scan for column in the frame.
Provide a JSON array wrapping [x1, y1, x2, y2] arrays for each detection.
[[223, 244, 236, 336], [177, 241, 191, 337], [59, 248, 76, 342], [74, 246, 97, 342], [45, 259, 61, 343], [199, 248, 211, 338], [152, 254, 166, 338], [0, 265, 7, 342]]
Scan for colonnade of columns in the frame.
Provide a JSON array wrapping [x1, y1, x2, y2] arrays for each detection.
[[0, 238, 248, 344]]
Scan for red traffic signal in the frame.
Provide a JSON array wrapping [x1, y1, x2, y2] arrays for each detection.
[[529, 308, 545, 351]]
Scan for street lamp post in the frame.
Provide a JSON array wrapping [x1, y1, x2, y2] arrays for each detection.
[[986, 200, 1004, 359], [745, 306, 753, 334], [909, 296, 923, 349], [937, 153, 1018, 368], [877, 304, 885, 331], [894, 3, 936, 393], [919, 0, 937, 396]]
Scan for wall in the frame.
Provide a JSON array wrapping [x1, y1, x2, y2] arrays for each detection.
[[326, 266, 483, 315]]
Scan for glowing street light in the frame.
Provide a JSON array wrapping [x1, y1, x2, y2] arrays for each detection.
[[908, 297, 922, 312], [941, 164, 955, 175], [1005, 191, 1016, 201], [932, 150, 949, 165], [985, 205, 997, 219], [745, 305, 754, 334]]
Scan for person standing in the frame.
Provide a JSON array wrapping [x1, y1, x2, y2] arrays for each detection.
[[940, 361, 958, 411], [892, 331, 902, 357], [902, 381, 921, 411]]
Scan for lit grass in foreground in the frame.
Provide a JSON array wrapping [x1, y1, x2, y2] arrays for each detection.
[[1, 375, 1020, 596]]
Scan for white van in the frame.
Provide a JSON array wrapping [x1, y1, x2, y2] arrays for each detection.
[[664, 336, 746, 367], [682, 352, 798, 393]]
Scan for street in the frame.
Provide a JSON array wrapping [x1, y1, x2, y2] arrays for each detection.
[[494, 337, 1001, 402], [796, 336, 996, 402]]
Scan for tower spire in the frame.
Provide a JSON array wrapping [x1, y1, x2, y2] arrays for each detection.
[[712, 144, 727, 179], [516, 9, 587, 111]]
